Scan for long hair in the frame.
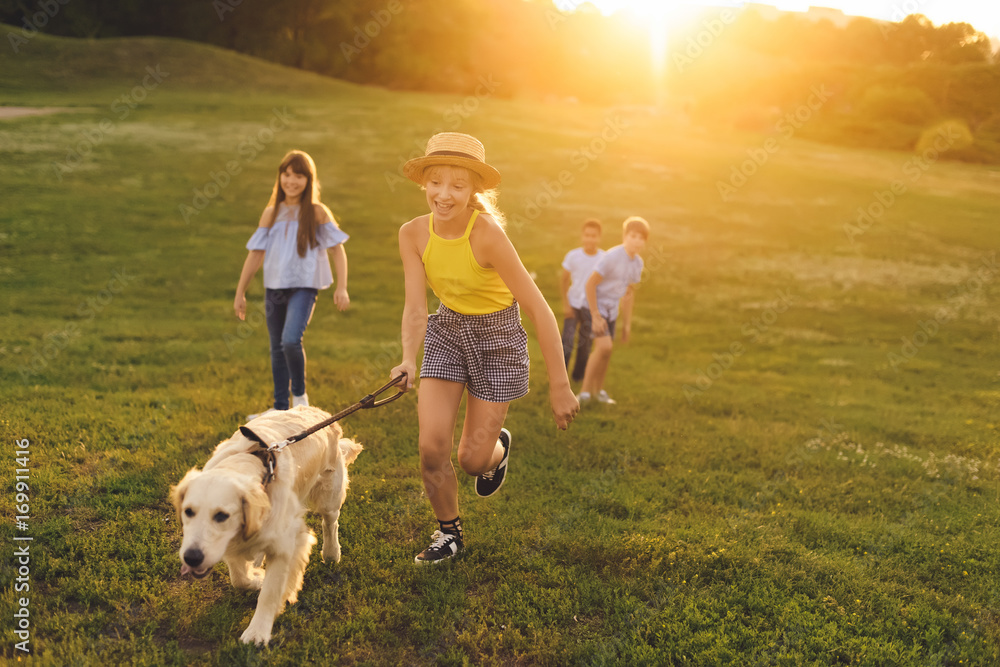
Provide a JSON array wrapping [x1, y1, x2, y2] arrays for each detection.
[[471, 183, 506, 230], [267, 150, 321, 257]]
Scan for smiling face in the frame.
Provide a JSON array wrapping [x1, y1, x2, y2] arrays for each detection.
[[279, 165, 308, 203], [423, 165, 476, 224]]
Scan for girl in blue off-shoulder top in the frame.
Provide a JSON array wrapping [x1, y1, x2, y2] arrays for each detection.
[[234, 150, 350, 417]]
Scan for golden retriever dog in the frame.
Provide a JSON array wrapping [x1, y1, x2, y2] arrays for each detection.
[[170, 405, 362, 646]]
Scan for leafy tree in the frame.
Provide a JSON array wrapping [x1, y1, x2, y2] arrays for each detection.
[[856, 84, 939, 126]]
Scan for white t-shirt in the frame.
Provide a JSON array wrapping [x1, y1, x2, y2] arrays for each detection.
[[562, 247, 606, 310], [593, 245, 644, 321]]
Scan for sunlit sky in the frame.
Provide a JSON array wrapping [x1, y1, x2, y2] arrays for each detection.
[[556, 1, 1000, 39]]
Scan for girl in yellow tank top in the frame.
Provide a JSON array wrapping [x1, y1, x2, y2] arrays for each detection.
[[389, 133, 580, 565], [421, 209, 514, 315]]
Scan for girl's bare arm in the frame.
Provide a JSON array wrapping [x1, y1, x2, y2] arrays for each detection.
[[390, 220, 429, 390], [477, 219, 578, 429]]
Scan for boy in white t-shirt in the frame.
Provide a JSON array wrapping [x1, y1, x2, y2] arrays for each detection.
[[579, 216, 649, 405], [559, 219, 605, 383]]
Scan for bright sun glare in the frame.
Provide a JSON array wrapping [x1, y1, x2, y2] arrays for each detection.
[[579, 0, 685, 79], [555, 1, 715, 79], [619, 1, 674, 77]]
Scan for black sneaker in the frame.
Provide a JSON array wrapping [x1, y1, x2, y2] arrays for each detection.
[[414, 530, 463, 565], [476, 428, 511, 498]]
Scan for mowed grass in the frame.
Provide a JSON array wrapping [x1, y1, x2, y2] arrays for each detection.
[[2, 29, 1000, 665]]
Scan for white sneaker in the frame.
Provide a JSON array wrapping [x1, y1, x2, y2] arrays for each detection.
[[577, 391, 591, 404], [246, 408, 277, 421], [596, 390, 616, 405], [292, 393, 309, 408]]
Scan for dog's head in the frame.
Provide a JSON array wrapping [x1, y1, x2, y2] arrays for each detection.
[[170, 467, 270, 578]]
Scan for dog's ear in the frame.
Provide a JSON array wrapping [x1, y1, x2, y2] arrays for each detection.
[[170, 469, 201, 521], [338, 438, 363, 466], [241, 483, 271, 540]]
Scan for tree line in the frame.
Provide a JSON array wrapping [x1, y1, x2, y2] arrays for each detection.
[[4, 0, 999, 160]]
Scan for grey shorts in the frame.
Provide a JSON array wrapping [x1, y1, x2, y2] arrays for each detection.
[[421, 301, 530, 403], [576, 308, 617, 340]]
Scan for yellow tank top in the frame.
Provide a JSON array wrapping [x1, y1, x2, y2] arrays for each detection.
[[421, 210, 514, 315]]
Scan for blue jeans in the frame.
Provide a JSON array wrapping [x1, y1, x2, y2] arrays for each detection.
[[265, 288, 317, 410], [561, 307, 593, 383]]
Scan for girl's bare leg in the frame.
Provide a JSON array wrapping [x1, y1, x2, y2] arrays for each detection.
[[457, 395, 510, 476], [417, 378, 466, 520]]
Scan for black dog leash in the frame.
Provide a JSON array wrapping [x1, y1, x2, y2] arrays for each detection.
[[240, 373, 407, 485]]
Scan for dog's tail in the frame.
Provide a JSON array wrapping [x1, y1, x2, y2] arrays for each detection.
[[339, 438, 363, 466]]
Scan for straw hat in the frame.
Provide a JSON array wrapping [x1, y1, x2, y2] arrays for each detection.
[[402, 133, 501, 189]]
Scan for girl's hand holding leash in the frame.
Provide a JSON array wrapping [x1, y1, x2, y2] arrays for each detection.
[[390, 362, 417, 391], [551, 384, 580, 430], [334, 286, 350, 312]]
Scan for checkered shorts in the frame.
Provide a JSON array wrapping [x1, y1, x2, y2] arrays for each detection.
[[421, 301, 530, 403]]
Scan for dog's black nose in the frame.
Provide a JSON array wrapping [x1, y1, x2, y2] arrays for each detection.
[[183, 549, 204, 567]]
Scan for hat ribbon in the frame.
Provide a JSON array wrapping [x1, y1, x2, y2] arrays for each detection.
[[428, 149, 481, 160]]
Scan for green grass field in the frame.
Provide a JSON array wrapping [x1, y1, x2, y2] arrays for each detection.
[[2, 29, 1000, 665]]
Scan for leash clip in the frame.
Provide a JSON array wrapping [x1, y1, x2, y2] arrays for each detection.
[[259, 448, 278, 487], [267, 439, 291, 453]]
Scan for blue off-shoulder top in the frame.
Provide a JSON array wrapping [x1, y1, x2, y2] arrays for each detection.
[[246, 203, 349, 290]]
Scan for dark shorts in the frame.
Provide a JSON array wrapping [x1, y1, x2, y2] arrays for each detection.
[[577, 308, 616, 341], [421, 301, 530, 403]]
